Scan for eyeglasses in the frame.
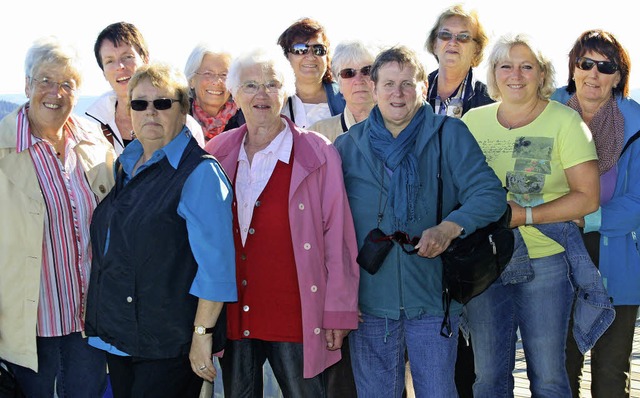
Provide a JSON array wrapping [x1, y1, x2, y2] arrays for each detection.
[[575, 56, 618, 75], [130, 98, 180, 111], [289, 43, 328, 57], [437, 31, 474, 44], [194, 71, 227, 82], [339, 65, 372, 79], [31, 77, 76, 95], [239, 81, 282, 95]]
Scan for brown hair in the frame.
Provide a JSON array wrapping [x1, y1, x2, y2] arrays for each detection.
[[566, 29, 630, 97], [277, 17, 334, 83]]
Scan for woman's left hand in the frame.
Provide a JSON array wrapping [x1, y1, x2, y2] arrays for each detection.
[[415, 221, 462, 258], [189, 334, 216, 382]]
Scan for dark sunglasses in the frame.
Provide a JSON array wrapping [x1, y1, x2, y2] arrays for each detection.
[[575, 56, 618, 75], [376, 231, 420, 254], [437, 31, 474, 43], [289, 43, 328, 56], [130, 98, 180, 111], [339, 65, 372, 79]]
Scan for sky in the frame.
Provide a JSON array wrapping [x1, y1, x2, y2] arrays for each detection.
[[1, 0, 638, 97]]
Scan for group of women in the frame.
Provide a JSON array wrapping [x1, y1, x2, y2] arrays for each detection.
[[0, 4, 638, 398]]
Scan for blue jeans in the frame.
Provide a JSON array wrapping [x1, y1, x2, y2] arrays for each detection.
[[7, 332, 107, 398], [349, 313, 458, 398], [466, 252, 573, 398], [219, 339, 325, 398]]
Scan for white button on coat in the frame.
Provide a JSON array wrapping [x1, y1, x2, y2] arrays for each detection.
[[314, 328, 321, 335], [126, 296, 133, 303], [310, 285, 318, 292], [243, 330, 250, 337], [303, 243, 311, 250], [243, 305, 250, 312], [298, 203, 305, 210]]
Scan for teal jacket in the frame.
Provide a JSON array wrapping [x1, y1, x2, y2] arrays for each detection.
[[334, 105, 506, 319]]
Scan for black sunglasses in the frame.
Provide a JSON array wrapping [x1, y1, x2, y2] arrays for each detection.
[[339, 65, 372, 79], [575, 56, 618, 75], [130, 98, 180, 111], [383, 231, 420, 255], [289, 43, 328, 57], [436, 31, 474, 44]]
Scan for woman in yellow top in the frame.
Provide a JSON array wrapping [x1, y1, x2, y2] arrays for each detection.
[[461, 33, 600, 397]]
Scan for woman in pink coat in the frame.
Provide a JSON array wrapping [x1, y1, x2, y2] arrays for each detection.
[[204, 46, 359, 397]]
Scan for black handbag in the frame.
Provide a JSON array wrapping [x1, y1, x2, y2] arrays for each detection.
[[435, 119, 515, 337]]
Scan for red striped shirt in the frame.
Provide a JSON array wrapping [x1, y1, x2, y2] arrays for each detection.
[[17, 107, 98, 337]]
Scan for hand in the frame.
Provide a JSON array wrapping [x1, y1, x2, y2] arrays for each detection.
[[573, 218, 585, 228], [189, 334, 216, 382], [325, 329, 350, 351], [415, 221, 461, 258]]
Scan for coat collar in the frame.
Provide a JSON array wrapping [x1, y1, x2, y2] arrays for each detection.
[[210, 115, 326, 192]]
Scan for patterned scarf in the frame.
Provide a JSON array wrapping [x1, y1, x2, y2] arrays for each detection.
[[192, 98, 238, 141], [368, 103, 426, 228], [567, 95, 624, 175]]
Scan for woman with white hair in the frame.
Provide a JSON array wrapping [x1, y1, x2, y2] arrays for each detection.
[[205, 47, 359, 397], [184, 43, 244, 142]]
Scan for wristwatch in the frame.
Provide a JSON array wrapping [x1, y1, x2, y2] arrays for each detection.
[[194, 325, 215, 335]]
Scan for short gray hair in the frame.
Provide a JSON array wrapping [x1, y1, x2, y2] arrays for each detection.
[[331, 40, 380, 79], [486, 33, 556, 101], [226, 46, 296, 98], [24, 36, 83, 87], [184, 43, 233, 81]]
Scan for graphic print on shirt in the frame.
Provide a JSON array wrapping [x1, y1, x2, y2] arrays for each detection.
[[506, 136, 554, 207]]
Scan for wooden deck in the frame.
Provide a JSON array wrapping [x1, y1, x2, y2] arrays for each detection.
[[513, 318, 640, 398], [205, 318, 640, 397]]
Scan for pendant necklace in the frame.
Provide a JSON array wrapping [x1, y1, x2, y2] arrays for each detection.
[[499, 99, 541, 130]]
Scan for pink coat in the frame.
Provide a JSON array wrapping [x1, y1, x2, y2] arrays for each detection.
[[205, 116, 359, 378]]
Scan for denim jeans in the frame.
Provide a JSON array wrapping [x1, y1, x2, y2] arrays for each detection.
[[7, 332, 107, 398], [349, 312, 458, 398], [219, 339, 325, 398], [466, 252, 573, 398]]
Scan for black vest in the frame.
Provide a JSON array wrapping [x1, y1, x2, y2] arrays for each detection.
[[85, 138, 226, 358]]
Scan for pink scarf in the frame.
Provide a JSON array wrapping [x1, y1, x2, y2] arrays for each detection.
[[192, 99, 238, 141]]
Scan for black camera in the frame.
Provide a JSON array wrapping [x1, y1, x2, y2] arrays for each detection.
[[356, 228, 393, 275]]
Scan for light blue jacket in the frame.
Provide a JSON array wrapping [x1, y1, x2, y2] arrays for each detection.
[[334, 106, 506, 319], [504, 222, 615, 354], [552, 88, 640, 304]]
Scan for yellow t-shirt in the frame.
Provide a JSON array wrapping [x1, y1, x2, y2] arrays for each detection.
[[462, 100, 597, 258]]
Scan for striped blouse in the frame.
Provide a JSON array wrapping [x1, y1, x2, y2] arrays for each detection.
[[16, 107, 98, 337]]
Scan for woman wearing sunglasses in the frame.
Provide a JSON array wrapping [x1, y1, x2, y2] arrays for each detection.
[[309, 40, 379, 145], [184, 44, 245, 143], [551, 29, 640, 398], [424, 4, 493, 122], [335, 45, 505, 398], [86, 22, 205, 155], [462, 34, 612, 397], [277, 17, 346, 128], [84, 63, 237, 397], [423, 5, 493, 396]]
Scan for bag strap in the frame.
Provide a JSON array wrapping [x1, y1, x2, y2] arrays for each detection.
[[434, 118, 454, 337], [621, 129, 640, 157]]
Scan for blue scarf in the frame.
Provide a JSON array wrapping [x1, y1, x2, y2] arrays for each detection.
[[368, 103, 426, 227]]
